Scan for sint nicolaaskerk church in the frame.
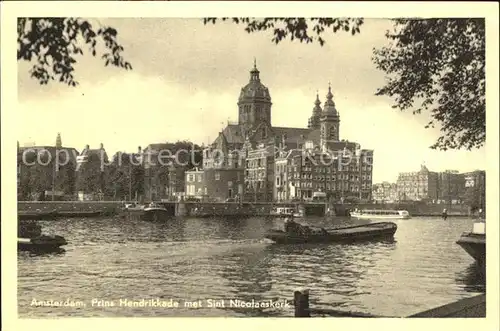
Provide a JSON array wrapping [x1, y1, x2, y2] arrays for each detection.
[[196, 61, 374, 203]]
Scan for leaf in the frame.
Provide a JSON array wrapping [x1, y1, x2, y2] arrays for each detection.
[[18, 18, 132, 87], [372, 18, 485, 150]]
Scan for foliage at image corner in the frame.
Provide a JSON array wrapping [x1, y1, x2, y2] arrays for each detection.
[[203, 18, 364, 46], [17, 17, 132, 87], [371, 18, 485, 151]]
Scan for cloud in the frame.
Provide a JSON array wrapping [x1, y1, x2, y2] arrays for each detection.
[[17, 18, 486, 182]]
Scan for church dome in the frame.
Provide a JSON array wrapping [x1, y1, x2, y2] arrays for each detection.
[[238, 61, 272, 104]]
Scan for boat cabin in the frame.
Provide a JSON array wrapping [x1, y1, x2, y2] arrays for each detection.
[[357, 209, 408, 216], [273, 207, 296, 215]]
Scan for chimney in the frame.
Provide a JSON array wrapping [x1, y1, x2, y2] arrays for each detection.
[[100, 143, 104, 150], [85, 144, 90, 150]]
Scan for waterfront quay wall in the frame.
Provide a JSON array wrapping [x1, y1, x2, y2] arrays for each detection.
[[18, 201, 122, 213], [17, 201, 325, 217], [18, 201, 471, 217], [174, 202, 325, 217]]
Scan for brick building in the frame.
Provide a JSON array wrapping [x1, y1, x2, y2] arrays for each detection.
[[185, 167, 205, 198], [274, 144, 373, 202], [204, 168, 244, 202], [372, 182, 398, 203], [463, 170, 486, 210], [437, 170, 466, 204], [203, 61, 374, 202], [396, 165, 439, 202]]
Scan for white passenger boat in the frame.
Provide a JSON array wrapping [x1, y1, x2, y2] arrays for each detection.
[[350, 209, 411, 220]]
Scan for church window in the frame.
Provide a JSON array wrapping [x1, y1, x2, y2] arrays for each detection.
[[329, 126, 337, 139]]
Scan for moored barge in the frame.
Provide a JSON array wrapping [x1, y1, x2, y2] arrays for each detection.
[[265, 220, 397, 244]]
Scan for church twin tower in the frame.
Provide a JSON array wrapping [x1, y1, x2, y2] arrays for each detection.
[[237, 60, 340, 142], [308, 84, 341, 143]]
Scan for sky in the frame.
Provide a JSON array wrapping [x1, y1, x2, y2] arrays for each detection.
[[17, 18, 487, 183]]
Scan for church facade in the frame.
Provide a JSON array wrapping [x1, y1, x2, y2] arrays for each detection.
[[201, 61, 373, 202]]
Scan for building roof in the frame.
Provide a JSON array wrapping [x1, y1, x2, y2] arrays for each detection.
[[219, 123, 313, 148], [18, 146, 79, 163], [144, 143, 176, 153], [222, 125, 245, 144], [272, 126, 312, 143], [78, 144, 109, 163], [306, 129, 321, 142]]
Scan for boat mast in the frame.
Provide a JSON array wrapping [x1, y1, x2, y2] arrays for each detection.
[[129, 161, 132, 202], [52, 153, 56, 201]]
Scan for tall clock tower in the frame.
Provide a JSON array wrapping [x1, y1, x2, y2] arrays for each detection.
[[320, 84, 340, 151]]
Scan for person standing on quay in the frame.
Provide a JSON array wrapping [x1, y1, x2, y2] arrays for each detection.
[[442, 208, 448, 220]]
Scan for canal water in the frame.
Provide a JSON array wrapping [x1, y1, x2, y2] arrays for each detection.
[[17, 216, 485, 317]]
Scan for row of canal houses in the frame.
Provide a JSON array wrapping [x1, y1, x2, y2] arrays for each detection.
[[17, 63, 375, 203]]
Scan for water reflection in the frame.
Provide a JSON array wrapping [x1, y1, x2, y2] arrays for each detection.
[[265, 239, 398, 313], [455, 262, 486, 293], [18, 215, 482, 317], [18, 248, 66, 258], [144, 218, 186, 242], [219, 243, 274, 316]]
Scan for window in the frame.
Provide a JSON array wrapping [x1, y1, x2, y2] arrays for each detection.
[[215, 172, 221, 181], [187, 174, 195, 182]]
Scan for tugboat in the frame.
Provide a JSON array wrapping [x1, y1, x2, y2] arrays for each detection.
[[456, 209, 485, 266], [18, 221, 67, 252], [141, 202, 170, 221]]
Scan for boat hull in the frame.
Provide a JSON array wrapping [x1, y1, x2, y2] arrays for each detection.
[[140, 208, 171, 221], [456, 233, 485, 266], [18, 210, 59, 221], [265, 222, 397, 244], [18, 210, 105, 220], [18, 235, 67, 252]]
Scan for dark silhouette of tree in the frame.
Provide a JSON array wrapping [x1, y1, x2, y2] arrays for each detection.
[[18, 18, 132, 86], [372, 18, 485, 150], [76, 153, 105, 195], [106, 152, 145, 200], [203, 18, 363, 46], [59, 161, 76, 196], [26, 151, 52, 199], [131, 165, 145, 198], [170, 140, 204, 169], [204, 18, 485, 151]]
